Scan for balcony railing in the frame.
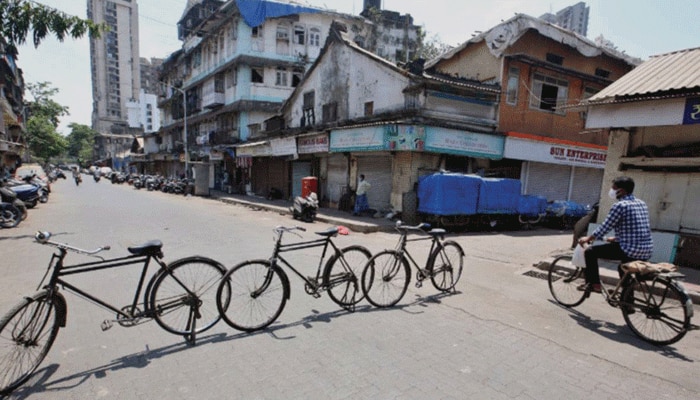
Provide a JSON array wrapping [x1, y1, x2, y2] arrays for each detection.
[[202, 92, 225, 109]]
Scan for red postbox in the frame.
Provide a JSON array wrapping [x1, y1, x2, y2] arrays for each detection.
[[301, 176, 318, 198]]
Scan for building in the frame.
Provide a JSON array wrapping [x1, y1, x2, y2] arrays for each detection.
[[150, 0, 421, 191], [255, 22, 499, 217], [0, 39, 26, 173], [540, 2, 590, 37], [425, 14, 638, 206], [88, 0, 141, 135], [582, 47, 700, 268]]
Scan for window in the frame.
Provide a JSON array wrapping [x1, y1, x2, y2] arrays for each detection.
[[302, 91, 315, 126], [364, 101, 374, 116], [252, 26, 262, 38], [291, 67, 304, 87], [594, 68, 610, 78], [229, 21, 238, 40], [294, 25, 305, 45], [546, 53, 564, 65], [226, 67, 237, 88], [276, 25, 289, 40], [215, 73, 225, 93], [529, 73, 568, 114], [251, 67, 264, 83], [506, 67, 519, 105], [323, 102, 338, 122], [275, 67, 288, 86], [309, 28, 321, 46]]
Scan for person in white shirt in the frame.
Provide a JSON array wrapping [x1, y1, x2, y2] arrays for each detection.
[[353, 174, 371, 216]]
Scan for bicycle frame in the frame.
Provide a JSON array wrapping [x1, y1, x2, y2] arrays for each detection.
[[270, 231, 343, 290], [395, 231, 443, 272], [42, 246, 172, 322]]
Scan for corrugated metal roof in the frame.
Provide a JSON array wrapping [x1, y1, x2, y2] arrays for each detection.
[[589, 47, 700, 103]]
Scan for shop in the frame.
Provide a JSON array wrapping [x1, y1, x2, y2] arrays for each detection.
[[295, 133, 328, 199], [504, 132, 607, 205]]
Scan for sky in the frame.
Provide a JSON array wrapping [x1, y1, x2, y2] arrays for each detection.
[[16, 0, 700, 135]]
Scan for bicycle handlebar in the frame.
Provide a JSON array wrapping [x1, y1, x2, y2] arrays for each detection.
[[35, 231, 111, 255]]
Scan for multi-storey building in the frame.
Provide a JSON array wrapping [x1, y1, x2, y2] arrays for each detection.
[[150, 0, 420, 190], [540, 2, 590, 37], [88, 0, 141, 136], [0, 39, 26, 173], [426, 14, 638, 206]]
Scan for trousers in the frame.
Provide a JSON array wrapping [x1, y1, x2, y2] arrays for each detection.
[[584, 242, 635, 286]]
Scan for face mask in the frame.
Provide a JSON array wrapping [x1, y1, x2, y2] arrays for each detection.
[[608, 188, 619, 200]]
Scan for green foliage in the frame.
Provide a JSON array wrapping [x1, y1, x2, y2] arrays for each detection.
[[418, 33, 454, 61], [26, 116, 67, 162], [66, 122, 96, 161], [25, 82, 68, 127], [0, 0, 105, 53]]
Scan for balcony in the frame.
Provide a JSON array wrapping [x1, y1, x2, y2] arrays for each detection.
[[203, 92, 225, 109]]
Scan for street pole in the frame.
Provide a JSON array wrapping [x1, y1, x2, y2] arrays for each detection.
[[170, 86, 188, 178]]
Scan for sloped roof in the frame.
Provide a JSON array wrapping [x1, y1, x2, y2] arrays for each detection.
[[425, 13, 640, 69], [586, 47, 700, 104]]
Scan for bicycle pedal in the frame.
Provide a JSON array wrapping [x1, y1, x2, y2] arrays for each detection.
[[312, 292, 321, 299], [415, 281, 422, 288], [101, 320, 113, 331]]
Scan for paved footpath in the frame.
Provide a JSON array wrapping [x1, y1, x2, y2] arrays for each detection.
[[1, 181, 699, 399]]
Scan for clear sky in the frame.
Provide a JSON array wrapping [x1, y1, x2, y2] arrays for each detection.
[[16, 0, 700, 134]]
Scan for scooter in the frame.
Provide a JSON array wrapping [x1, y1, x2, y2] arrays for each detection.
[[290, 192, 319, 223], [0, 182, 27, 223]]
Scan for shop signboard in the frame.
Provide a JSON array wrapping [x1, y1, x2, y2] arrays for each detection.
[[271, 137, 297, 156], [330, 127, 385, 152], [424, 127, 504, 159], [683, 97, 700, 125], [298, 134, 329, 154], [504, 133, 607, 168], [236, 141, 272, 157]]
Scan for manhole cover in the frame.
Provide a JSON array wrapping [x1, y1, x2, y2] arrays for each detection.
[[522, 270, 552, 281]]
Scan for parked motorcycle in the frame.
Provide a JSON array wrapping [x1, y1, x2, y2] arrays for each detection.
[[290, 192, 319, 223], [0, 182, 27, 223], [8, 183, 42, 208]]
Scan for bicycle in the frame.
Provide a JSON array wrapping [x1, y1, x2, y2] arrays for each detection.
[[361, 221, 464, 308], [0, 231, 230, 395], [548, 253, 695, 345], [215, 226, 371, 332]]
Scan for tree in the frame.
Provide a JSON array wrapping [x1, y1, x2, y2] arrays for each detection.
[[417, 33, 454, 61], [25, 82, 68, 162], [66, 123, 96, 163], [0, 0, 105, 53]]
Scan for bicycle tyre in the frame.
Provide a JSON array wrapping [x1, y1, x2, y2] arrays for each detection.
[[361, 250, 410, 308], [323, 245, 372, 308], [427, 240, 464, 292], [149, 257, 227, 337], [0, 291, 62, 395], [216, 260, 288, 332], [547, 255, 588, 307], [621, 277, 691, 345]]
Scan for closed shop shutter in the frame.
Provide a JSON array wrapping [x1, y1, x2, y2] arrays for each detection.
[[291, 161, 312, 198], [570, 167, 604, 206], [525, 161, 570, 201], [327, 153, 348, 203], [357, 154, 393, 211]]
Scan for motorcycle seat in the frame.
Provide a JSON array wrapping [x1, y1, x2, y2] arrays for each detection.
[[315, 227, 338, 237], [128, 240, 163, 256]]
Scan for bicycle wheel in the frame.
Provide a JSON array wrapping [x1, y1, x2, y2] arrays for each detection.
[[547, 255, 588, 307], [428, 240, 464, 292], [216, 261, 288, 332], [622, 278, 690, 345], [0, 291, 62, 395], [149, 257, 227, 337], [324, 245, 372, 308], [361, 250, 410, 308]]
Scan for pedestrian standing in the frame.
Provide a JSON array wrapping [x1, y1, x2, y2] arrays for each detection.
[[353, 174, 371, 216]]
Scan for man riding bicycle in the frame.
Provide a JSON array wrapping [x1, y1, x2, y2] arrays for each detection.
[[577, 176, 653, 294]]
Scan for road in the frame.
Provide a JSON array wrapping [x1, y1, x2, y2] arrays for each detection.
[[1, 178, 699, 399]]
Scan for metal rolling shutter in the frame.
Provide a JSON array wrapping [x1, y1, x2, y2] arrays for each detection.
[[570, 167, 604, 206], [327, 154, 348, 203], [525, 161, 570, 201], [357, 155, 393, 211], [291, 161, 311, 198]]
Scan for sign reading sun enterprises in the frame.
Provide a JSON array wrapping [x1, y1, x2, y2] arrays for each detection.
[[503, 132, 607, 169]]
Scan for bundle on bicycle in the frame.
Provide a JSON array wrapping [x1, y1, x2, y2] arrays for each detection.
[[215, 225, 371, 332], [0, 231, 230, 396], [361, 221, 464, 308], [548, 254, 695, 346]]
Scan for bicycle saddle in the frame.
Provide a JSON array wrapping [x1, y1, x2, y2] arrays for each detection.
[[128, 240, 163, 256], [315, 227, 338, 237], [427, 228, 446, 236]]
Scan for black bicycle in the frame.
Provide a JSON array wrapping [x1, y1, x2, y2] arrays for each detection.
[[215, 226, 371, 332], [0, 231, 230, 395], [361, 221, 464, 308], [548, 254, 694, 345]]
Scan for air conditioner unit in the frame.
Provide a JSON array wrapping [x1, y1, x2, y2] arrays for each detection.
[[277, 32, 289, 39]]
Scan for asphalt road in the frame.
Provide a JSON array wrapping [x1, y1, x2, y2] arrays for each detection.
[[1, 178, 699, 399]]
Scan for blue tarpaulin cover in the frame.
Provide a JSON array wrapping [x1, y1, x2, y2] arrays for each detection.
[[236, 0, 321, 27], [517, 195, 548, 216], [546, 200, 590, 218], [477, 178, 521, 214], [417, 173, 481, 216]]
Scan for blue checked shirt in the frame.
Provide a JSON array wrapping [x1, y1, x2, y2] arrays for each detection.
[[592, 194, 653, 260]]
